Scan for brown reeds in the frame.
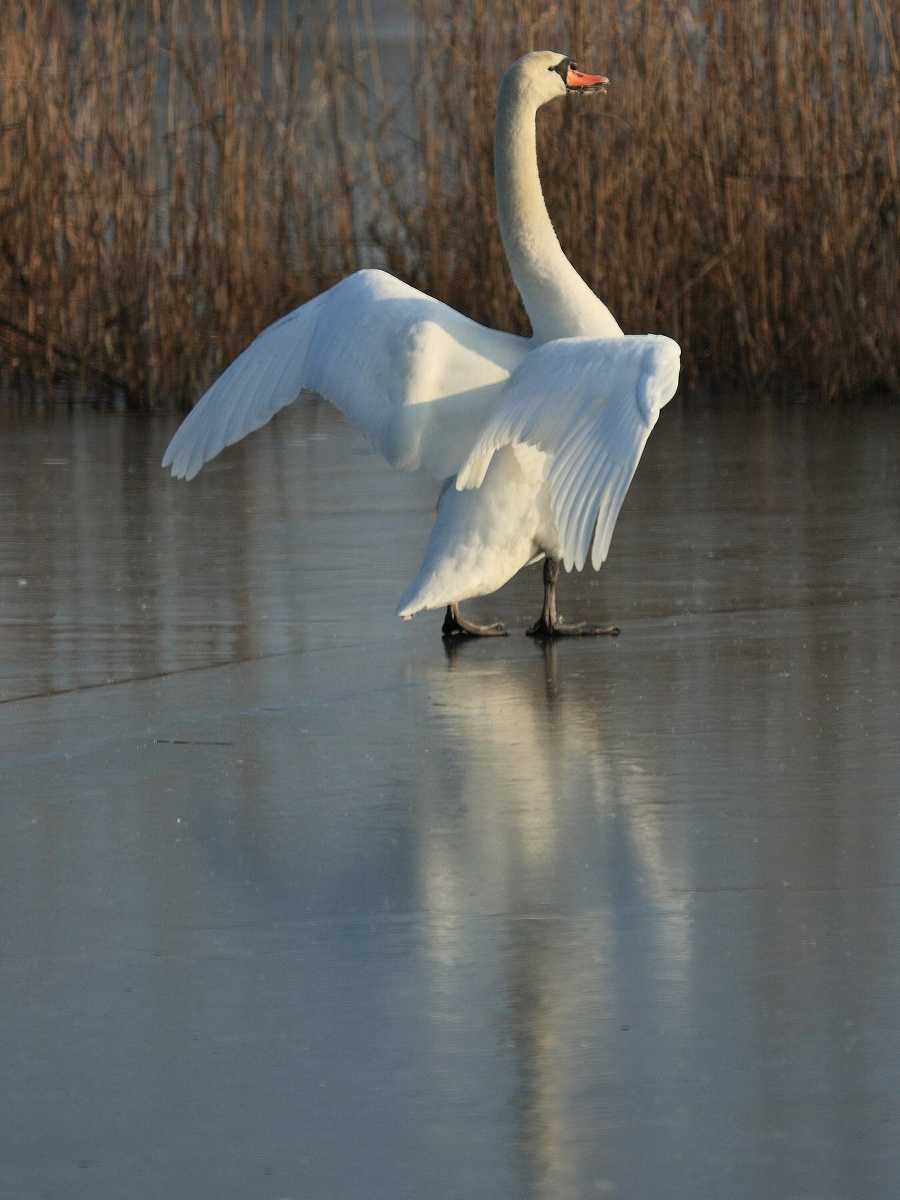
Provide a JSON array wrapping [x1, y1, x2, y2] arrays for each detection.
[[0, 0, 897, 407], [0, 0, 377, 404]]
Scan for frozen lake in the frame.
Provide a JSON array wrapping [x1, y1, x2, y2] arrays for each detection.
[[1, 396, 899, 1198]]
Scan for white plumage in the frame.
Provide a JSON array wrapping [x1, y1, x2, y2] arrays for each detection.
[[163, 270, 526, 484], [163, 51, 681, 636]]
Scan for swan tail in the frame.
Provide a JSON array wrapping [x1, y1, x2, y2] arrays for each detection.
[[396, 574, 449, 619]]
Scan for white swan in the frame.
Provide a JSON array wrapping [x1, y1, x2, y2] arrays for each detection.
[[163, 51, 681, 637]]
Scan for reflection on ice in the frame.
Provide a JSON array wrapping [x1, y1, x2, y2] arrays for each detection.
[[418, 645, 698, 1196], [421, 640, 692, 935]]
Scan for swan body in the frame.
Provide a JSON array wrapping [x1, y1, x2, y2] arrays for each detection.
[[397, 333, 679, 617], [163, 51, 680, 635]]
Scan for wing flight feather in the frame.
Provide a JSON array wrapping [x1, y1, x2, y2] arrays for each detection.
[[456, 334, 681, 570], [163, 269, 526, 481]]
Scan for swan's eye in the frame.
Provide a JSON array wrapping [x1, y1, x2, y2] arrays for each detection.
[[550, 57, 570, 82]]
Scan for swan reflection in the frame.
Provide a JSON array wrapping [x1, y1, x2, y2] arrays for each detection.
[[414, 646, 693, 1193]]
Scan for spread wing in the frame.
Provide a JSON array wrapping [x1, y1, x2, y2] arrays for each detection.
[[456, 334, 681, 570], [162, 269, 527, 481]]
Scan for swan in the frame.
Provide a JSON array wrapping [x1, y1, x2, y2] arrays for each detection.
[[163, 51, 680, 637]]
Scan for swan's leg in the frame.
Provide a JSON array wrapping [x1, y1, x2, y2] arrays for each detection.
[[526, 557, 620, 638], [442, 603, 508, 638]]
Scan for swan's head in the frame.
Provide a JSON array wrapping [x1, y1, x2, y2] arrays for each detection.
[[501, 51, 609, 110]]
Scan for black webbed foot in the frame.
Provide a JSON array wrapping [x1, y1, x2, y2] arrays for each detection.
[[442, 603, 508, 638], [527, 557, 619, 639], [526, 617, 620, 638]]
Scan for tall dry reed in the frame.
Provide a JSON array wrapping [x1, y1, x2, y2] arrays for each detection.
[[0, 0, 897, 406], [0, 0, 379, 404]]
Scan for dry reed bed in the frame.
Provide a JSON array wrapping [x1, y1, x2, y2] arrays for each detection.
[[0, 0, 897, 407]]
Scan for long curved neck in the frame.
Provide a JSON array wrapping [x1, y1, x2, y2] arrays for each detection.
[[494, 73, 622, 343]]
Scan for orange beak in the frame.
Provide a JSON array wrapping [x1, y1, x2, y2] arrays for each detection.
[[565, 65, 609, 92]]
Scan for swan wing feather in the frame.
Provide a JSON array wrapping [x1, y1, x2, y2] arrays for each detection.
[[162, 269, 527, 481], [456, 334, 681, 570]]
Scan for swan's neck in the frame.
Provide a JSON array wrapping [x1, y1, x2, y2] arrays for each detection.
[[494, 76, 622, 343]]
